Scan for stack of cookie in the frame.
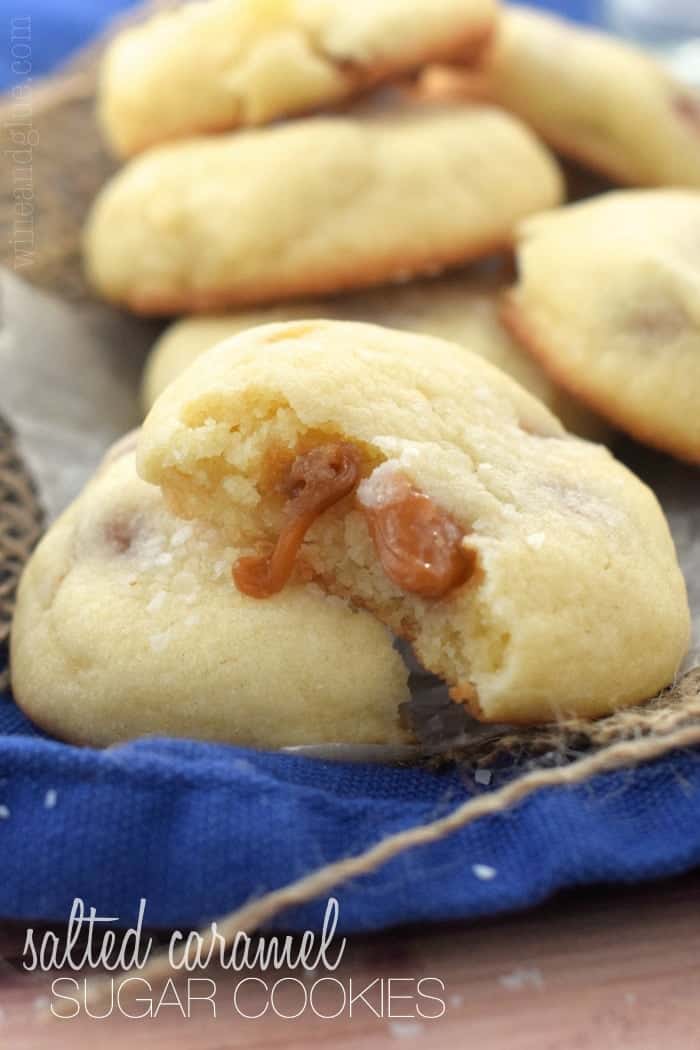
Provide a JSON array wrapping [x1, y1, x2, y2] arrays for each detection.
[[84, 0, 593, 432], [10, 1, 697, 749]]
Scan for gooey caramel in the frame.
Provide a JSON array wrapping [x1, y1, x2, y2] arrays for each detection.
[[359, 475, 474, 599], [232, 444, 473, 602], [233, 443, 361, 599]]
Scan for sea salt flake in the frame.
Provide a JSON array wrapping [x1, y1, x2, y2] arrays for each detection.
[[0, 805, 9, 819], [526, 532, 545, 550], [170, 525, 193, 547], [499, 967, 544, 991], [44, 789, 58, 810], [147, 590, 167, 614], [389, 1021, 423, 1039], [472, 863, 497, 881], [474, 769, 492, 786], [154, 552, 173, 567], [149, 631, 171, 653]]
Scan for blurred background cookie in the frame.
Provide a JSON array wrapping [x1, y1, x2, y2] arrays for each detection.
[[141, 270, 606, 440], [503, 189, 700, 464], [98, 0, 499, 157], [139, 319, 690, 723], [84, 102, 563, 314], [11, 441, 410, 748], [419, 4, 700, 187]]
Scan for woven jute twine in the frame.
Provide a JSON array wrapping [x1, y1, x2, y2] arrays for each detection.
[[2, 1, 700, 1012], [0, 419, 43, 690]]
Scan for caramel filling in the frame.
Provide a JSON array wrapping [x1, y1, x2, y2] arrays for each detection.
[[360, 476, 474, 600], [232, 443, 361, 599]]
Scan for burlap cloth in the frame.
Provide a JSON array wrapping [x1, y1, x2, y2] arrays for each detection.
[[0, 420, 43, 691]]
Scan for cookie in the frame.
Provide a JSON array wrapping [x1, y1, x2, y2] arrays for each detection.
[[140, 273, 605, 440], [503, 189, 700, 465], [138, 320, 689, 723], [83, 104, 564, 315], [472, 6, 700, 188], [10, 443, 409, 748], [97, 0, 498, 157]]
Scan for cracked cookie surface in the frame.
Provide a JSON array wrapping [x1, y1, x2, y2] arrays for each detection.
[[138, 319, 690, 723]]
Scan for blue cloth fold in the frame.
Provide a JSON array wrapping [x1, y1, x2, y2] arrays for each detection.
[[2, 685, 700, 931]]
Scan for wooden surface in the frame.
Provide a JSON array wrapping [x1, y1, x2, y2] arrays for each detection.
[[2, 871, 700, 1049]]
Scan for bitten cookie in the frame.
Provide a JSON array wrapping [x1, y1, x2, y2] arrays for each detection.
[[98, 0, 498, 157], [473, 6, 700, 188], [10, 443, 409, 748], [138, 320, 689, 723], [503, 189, 700, 465], [140, 274, 605, 440], [83, 104, 564, 315]]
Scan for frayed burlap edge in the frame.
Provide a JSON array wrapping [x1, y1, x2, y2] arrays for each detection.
[[0, 418, 44, 690]]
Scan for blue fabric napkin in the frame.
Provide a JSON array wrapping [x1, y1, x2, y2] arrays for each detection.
[[3, 680, 700, 932]]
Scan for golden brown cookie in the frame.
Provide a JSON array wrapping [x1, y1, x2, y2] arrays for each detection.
[[138, 319, 689, 723], [84, 104, 563, 315], [473, 6, 700, 187], [98, 0, 499, 156], [140, 272, 606, 440], [503, 189, 700, 464], [10, 443, 409, 748]]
